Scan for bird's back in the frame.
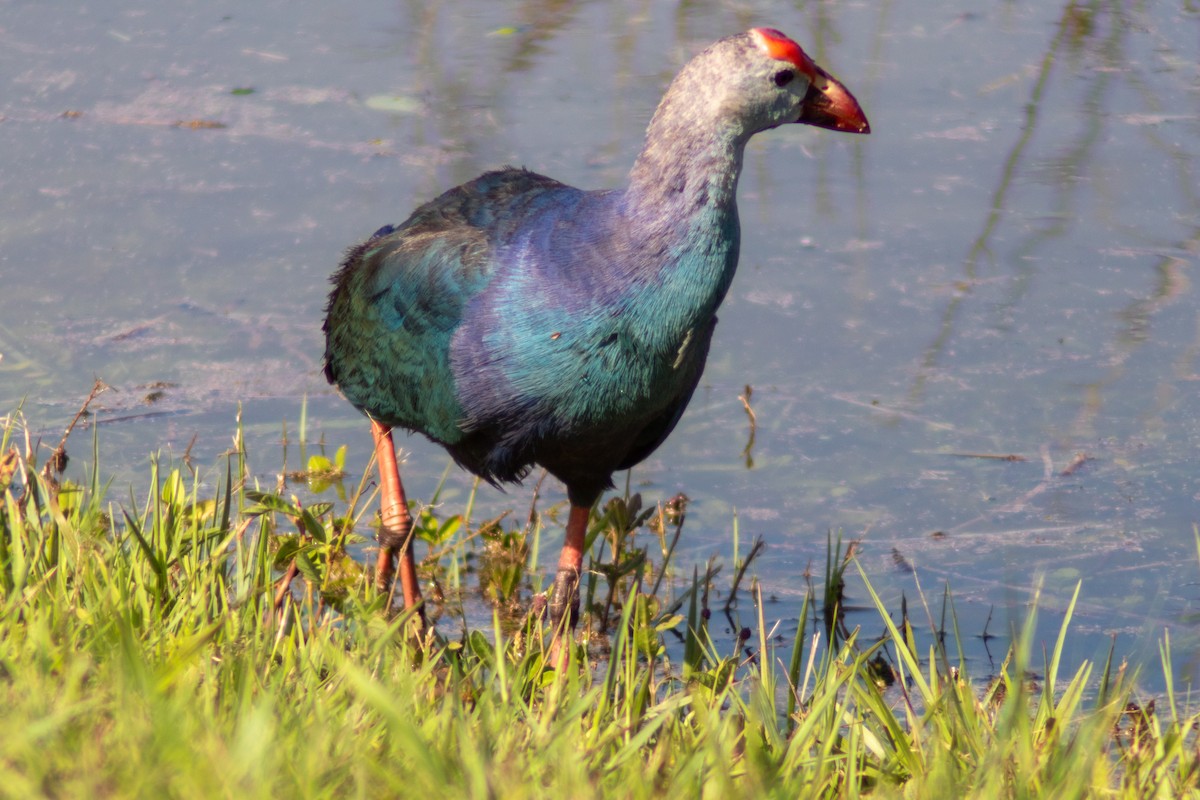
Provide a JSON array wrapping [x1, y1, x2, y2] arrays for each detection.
[[324, 168, 569, 443]]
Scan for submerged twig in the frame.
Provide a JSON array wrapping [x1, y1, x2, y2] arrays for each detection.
[[980, 604, 996, 643], [947, 452, 1027, 462], [181, 433, 199, 476], [725, 536, 766, 613], [1058, 451, 1091, 477], [648, 493, 688, 600], [738, 384, 757, 469], [943, 443, 1100, 537], [524, 470, 549, 535], [41, 380, 109, 485]]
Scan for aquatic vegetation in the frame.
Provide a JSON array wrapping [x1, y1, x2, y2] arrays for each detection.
[[0, 406, 1197, 797]]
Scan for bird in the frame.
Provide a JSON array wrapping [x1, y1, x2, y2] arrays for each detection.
[[323, 28, 869, 651]]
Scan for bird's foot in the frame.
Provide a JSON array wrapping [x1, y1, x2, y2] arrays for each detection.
[[374, 541, 399, 595], [374, 522, 427, 638], [374, 516, 413, 592], [542, 567, 581, 671], [377, 517, 413, 551], [548, 566, 580, 632]]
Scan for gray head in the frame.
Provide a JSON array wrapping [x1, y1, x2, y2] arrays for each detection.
[[647, 28, 870, 146]]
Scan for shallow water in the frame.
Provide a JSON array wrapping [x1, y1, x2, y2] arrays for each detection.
[[2, 1, 1198, 688]]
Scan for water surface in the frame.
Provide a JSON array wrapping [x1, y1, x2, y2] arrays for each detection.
[[2, 1, 1198, 687]]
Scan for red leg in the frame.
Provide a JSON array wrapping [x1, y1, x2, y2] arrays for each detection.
[[371, 420, 423, 616], [547, 503, 590, 666]]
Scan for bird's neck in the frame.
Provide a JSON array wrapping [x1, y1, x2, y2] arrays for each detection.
[[617, 119, 748, 330], [625, 117, 747, 224]]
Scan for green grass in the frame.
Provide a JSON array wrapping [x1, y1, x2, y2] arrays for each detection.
[[1, 405, 1198, 798]]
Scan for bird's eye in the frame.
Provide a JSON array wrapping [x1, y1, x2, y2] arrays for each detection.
[[773, 69, 795, 87]]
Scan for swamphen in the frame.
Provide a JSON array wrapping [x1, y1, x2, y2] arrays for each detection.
[[324, 28, 869, 644]]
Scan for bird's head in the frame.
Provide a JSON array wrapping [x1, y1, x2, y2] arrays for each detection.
[[662, 28, 870, 140], [746, 28, 870, 134]]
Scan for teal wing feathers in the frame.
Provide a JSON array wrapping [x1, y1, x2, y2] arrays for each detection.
[[323, 168, 568, 446]]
